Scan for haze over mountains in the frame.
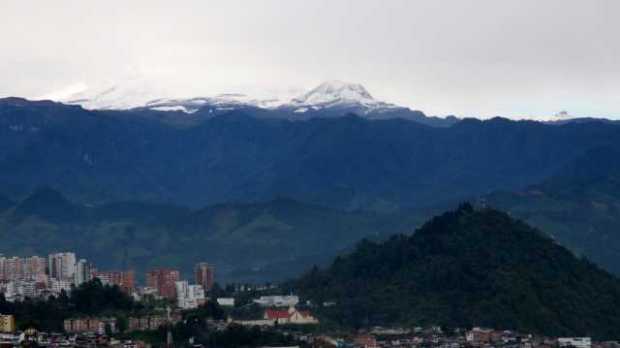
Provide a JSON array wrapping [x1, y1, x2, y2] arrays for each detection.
[[2, 93, 620, 284], [2, 93, 619, 210]]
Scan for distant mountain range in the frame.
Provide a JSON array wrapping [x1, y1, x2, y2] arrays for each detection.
[[50, 80, 455, 126], [2, 96, 620, 211], [0, 187, 422, 282], [483, 146, 620, 275], [4, 142, 620, 286], [294, 205, 620, 339], [4, 95, 620, 286]]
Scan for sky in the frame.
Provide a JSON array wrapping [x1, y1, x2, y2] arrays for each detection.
[[1, 0, 619, 119]]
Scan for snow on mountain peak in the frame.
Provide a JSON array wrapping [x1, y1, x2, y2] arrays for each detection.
[[292, 80, 376, 106], [38, 78, 401, 115]]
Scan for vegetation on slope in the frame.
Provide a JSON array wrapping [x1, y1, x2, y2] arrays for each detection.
[[0, 188, 421, 282], [295, 204, 620, 339], [485, 147, 620, 274]]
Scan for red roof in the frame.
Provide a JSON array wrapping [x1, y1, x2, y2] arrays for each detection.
[[265, 309, 291, 320]]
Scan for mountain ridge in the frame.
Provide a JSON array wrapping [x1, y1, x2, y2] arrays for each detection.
[[33, 80, 456, 125], [2, 98, 620, 210], [483, 146, 620, 275], [294, 205, 620, 339], [0, 188, 422, 282]]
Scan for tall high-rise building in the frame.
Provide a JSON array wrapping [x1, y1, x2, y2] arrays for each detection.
[[0, 256, 4, 281], [22, 256, 46, 280], [0, 255, 46, 281], [48, 252, 77, 281], [194, 263, 215, 291], [146, 269, 180, 300], [3, 257, 21, 281], [75, 259, 92, 286]]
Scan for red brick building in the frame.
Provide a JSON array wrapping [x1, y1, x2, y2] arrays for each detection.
[[95, 270, 135, 293], [146, 268, 180, 300], [194, 262, 215, 291]]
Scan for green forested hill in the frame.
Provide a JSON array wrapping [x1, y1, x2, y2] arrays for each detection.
[[0, 188, 421, 282], [295, 205, 620, 339]]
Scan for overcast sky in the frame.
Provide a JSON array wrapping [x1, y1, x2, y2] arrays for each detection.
[[1, 0, 619, 118]]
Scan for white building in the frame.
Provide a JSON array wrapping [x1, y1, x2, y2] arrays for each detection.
[[253, 295, 299, 307], [74, 259, 91, 286], [175, 281, 205, 309], [48, 252, 76, 281], [217, 298, 235, 307], [17, 281, 36, 299], [3, 282, 18, 302], [49, 279, 73, 295], [558, 338, 591, 348]]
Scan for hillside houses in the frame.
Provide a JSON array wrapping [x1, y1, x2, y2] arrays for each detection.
[[264, 307, 319, 325]]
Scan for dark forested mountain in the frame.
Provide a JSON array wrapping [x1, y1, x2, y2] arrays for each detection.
[[0, 194, 13, 213], [295, 205, 620, 339], [484, 146, 620, 275], [2, 97, 620, 211], [0, 188, 421, 282]]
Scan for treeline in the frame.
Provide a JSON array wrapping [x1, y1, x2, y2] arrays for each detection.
[[0, 279, 140, 331], [122, 304, 298, 348], [128, 323, 299, 348], [295, 205, 620, 339]]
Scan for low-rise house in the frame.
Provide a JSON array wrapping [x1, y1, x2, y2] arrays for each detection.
[[64, 317, 117, 334], [217, 297, 235, 307], [559, 338, 592, 348], [254, 295, 299, 307], [127, 315, 180, 331], [263, 307, 319, 325], [466, 327, 494, 346]]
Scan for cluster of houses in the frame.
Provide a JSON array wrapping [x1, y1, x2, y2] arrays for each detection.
[[307, 326, 615, 348], [0, 329, 148, 348], [63, 314, 185, 335], [227, 295, 319, 327], [63, 318, 119, 335]]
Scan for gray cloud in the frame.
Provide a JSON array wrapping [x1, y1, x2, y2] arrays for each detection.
[[1, 0, 619, 118]]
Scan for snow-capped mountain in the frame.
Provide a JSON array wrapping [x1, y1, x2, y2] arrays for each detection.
[[285, 80, 401, 114], [39, 79, 457, 126], [44, 76, 182, 111], [144, 93, 285, 114], [43, 76, 289, 112], [46, 79, 402, 114]]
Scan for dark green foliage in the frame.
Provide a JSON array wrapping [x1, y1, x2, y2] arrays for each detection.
[[125, 323, 298, 348], [296, 206, 620, 339], [70, 278, 136, 315], [0, 279, 140, 332], [228, 303, 264, 321], [205, 324, 298, 348], [0, 190, 420, 282], [183, 301, 226, 322]]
